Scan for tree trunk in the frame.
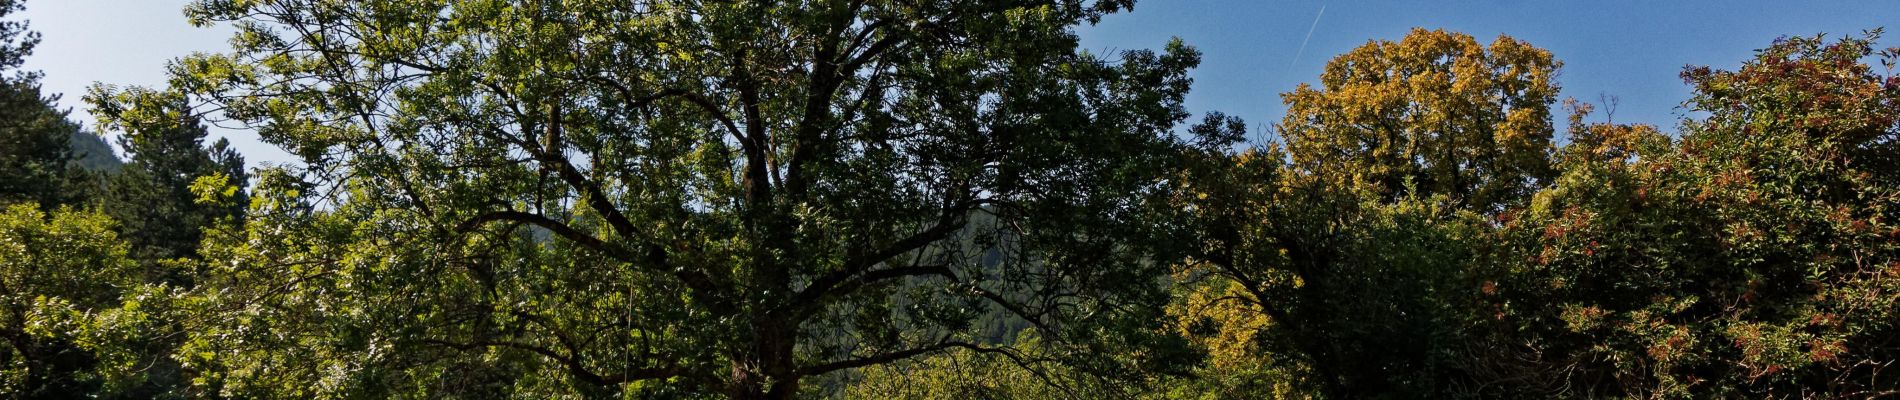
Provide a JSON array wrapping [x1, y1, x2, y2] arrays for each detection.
[[729, 318, 798, 400]]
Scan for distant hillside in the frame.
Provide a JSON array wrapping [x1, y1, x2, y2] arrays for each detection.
[[69, 131, 122, 172]]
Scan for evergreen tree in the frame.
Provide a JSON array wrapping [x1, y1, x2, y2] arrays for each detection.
[[95, 90, 247, 283], [68, 130, 123, 172], [0, 0, 94, 207]]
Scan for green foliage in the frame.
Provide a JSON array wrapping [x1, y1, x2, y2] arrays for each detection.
[[0, 0, 36, 79], [104, 0, 1204, 398], [68, 131, 122, 172], [0, 79, 90, 207], [1179, 173, 1498, 396], [0, 0, 98, 209], [1481, 30, 1900, 398], [1165, 28, 1900, 399], [5, 0, 1898, 397], [90, 86, 249, 281], [0, 204, 145, 397], [60, 86, 250, 398], [847, 334, 1141, 399]]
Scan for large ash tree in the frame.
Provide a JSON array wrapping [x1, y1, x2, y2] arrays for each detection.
[[100, 0, 1206, 397]]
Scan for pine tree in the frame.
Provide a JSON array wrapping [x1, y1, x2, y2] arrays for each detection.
[[101, 110, 246, 283], [0, 0, 93, 207]]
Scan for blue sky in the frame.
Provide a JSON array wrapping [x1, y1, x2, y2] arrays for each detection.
[[1079, 1, 1900, 143], [21, 0, 1900, 168]]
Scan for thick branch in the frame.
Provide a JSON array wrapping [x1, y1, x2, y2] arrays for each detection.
[[455, 210, 624, 258], [795, 262, 1059, 337], [796, 339, 1055, 380], [789, 264, 949, 320], [483, 77, 733, 315], [533, 109, 644, 242], [585, 77, 745, 139], [790, 217, 967, 311], [1198, 251, 1295, 328], [795, 340, 962, 377]]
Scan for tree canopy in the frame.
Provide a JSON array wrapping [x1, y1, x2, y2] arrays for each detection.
[[0, 0, 97, 208], [1279, 28, 1560, 212], [3, 0, 1899, 398], [90, 0, 1215, 398]]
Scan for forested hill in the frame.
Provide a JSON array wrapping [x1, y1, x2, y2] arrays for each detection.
[[2, 1, 1898, 399], [69, 130, 120, 171]]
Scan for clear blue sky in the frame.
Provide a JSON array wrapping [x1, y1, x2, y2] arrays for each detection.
[[1078, 1, 1900, 143], [21, 0, 1900, 168]]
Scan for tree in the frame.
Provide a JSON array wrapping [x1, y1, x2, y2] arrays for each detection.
[[91, 87, 248, 283], [1156, 262, 1312, 399], [108, 0, 1206, 397], [1166, 28, 1562, 397], [1178, 175, 1494, 397], [0, 81, 86, 207], [845, 333, 1138, 399], [1487, 31, 1900, 398], [61, 88, 250, 398], [0, 204, 140, 397], [0, 0, 92, 207], [1278, 28, 1560, 212], [68, 130, 123, 172]]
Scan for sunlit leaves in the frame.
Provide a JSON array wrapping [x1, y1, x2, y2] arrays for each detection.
[[1279, 28, 1561, 212], [133, 0, 1207, 397], [0, 204, 154, 396]]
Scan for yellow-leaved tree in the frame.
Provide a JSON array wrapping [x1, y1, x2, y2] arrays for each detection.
[[1280, 28, 1560, 212]]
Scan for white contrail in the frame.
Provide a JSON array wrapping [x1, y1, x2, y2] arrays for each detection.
[[1288, 4, 1326, 71]]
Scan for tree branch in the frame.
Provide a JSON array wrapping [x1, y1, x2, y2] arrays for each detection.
[[583, 77, 745, 139], [455, 210, 622, 257], [796, 340, 963, 377], [790, 216, 967, 311]]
